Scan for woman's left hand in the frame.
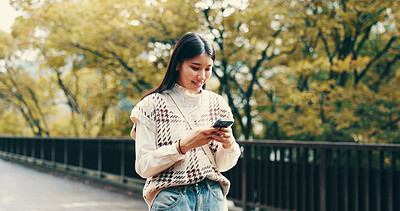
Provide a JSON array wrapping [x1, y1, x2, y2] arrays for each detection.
[[213, 127, 235, 149]]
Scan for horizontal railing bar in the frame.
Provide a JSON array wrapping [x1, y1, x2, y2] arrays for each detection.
[[237, 140, 400, 151], [2, 137, 400, 151], [1, 136, 133, 143]]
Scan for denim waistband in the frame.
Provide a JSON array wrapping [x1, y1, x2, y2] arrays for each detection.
[[184, 179, 220, 193], [163, 178, 220, 194]]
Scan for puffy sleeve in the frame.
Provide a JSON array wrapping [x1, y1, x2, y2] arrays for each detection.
[[130, 95, 157, 139], [130, 94, 184, 178], [218, 95, 234, 121], [214, 95, 241, 172]]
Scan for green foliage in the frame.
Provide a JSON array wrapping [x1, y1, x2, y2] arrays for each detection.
[[0, 0, 398, 143], [0, 110, 33, 136], [258, 0, 400, 143]]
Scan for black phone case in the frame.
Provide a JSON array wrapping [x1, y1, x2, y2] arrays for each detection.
[[213, 120, 233, 128]]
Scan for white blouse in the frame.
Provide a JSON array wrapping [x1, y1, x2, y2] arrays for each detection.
[[133, 84, 241, 179]]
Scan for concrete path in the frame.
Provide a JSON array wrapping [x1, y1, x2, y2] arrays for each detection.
[[0, 159, 148, 211]]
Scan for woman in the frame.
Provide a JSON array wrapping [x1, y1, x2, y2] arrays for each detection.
[[130, 32, 241, 210]]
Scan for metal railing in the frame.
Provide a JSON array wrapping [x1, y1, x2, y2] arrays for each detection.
[[0, 137, 141, 184], [224, 141, 400, 211], [1, 137, 399, 211]]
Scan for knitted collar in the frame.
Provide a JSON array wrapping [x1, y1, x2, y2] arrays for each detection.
[[172, 83, 203, 98], [171, 83, 203, 107]]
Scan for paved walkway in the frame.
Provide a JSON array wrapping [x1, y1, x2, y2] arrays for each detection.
[[0, 159, 148, 211]]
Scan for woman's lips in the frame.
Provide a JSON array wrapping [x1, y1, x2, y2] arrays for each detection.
[[192, 81, 203, 88]]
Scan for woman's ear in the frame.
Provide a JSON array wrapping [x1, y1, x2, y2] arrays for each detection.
[[176, 63, 181, 71]]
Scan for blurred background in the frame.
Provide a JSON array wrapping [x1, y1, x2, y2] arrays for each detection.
[[0, 0, 399, 143]]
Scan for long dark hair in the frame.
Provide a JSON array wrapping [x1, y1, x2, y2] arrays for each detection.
[[142, 32, 215, 99]]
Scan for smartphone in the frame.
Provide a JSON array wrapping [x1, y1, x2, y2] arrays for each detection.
[[213, 119, 234, 128]]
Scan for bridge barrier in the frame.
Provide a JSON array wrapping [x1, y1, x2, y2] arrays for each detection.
[[1, 137, 399, 211]]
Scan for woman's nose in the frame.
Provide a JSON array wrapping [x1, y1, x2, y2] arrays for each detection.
[[197, 70, 206, 80]]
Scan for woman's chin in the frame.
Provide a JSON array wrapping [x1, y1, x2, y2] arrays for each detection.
[[189, 87, 202, 94]]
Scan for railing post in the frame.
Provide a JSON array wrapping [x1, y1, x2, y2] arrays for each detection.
[[301, 148, 307, 211], [293, 147, 299, 210], [64, 139, 68, 170], [11, 138, 14, 155], [366, 151, 372, 211], [286, 147, 292, 209], [377, 151, 384, 211], [0, 139, 3, 156], [32, 138, 36, 163], [79, 139, 84, 174], [278, 147, 284, 208], [16, 138, 20, 156], [388, 152, 395, 211], [40, 139, 44, 161], [344, 150, 350, 211], [120, 141, 126, 183], [242, 145, 247, 210], [52, 138, 56, 167], [355, 150, 360, 211], [310, 148, 316, 211], [23, 138, 27, 161], [320, 148, 327, 211], [272, 147, 277, 206], [3, 139, 6, 156], [98, 140, 103, 178], [389, 152, 396, 211], [5, 139, 9, 156]]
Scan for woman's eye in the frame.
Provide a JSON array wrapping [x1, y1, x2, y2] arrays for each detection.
[[191, 66, 199, 70]]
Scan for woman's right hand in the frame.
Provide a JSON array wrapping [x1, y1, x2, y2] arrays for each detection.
[[177, 127, 227, 154]]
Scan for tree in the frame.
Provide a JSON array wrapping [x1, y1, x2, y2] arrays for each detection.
[[3, 0, 399, 142], [195, 0, 300, 139], [8, 0, 202, 137], [260, 0, 400, 143]]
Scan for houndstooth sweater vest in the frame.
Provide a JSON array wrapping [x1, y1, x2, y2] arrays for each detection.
[[131, 88, 234, 207]]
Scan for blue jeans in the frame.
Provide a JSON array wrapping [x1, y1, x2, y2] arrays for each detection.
[[150, 179, 227, 210]]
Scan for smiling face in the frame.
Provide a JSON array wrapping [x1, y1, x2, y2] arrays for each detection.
[[176, 53, 213, 94]]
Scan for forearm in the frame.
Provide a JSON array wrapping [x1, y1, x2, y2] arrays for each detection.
[[215, 142, 241, 172], [135, 144, 184, 178], [135, 121, 184, 178]]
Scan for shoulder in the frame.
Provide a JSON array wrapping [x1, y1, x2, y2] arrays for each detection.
[[203, 90, 227, 103], [203, 90, 222, 98], [137, 92, 168, 106], [204, 90, 233, 118]]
